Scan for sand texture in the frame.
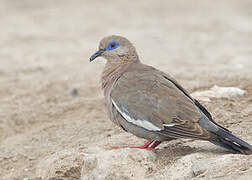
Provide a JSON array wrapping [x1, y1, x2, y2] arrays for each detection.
[[0, 0, 252, 179]]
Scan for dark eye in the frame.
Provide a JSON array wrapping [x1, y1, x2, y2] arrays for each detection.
[[110, 43, 115, 48], [107, 40, 119, 51]]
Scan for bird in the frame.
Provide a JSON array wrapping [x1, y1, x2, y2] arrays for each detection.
[[89, 35, 252, 154]]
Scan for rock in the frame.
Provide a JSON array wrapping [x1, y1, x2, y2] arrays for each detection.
[[191, 85, 246, 102], [190, 154, 252, 179], [36, 149, 83, 180], [82, 155, 98, 175], [148, 153, 205, 180], [81, 147, 157, 180], [191, 159, 209, 176]]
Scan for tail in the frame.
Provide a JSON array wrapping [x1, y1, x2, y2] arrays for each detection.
[[198, 115, 252, 154], [210, 129, 252, 154]]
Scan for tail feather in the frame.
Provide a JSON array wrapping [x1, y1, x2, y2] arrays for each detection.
[[198, 114, 252, 154], [210, 128, 252, 154]]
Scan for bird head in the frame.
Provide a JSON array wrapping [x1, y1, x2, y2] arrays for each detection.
[[90, 35, 139, 63]]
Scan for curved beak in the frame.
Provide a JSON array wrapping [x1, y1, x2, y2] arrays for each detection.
[[89, 49, 106, 62]]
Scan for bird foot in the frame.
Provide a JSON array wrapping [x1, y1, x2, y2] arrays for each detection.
[[129, 145, 156, 152], [128, 140, 161, 152], [107, 140, 161, 152]]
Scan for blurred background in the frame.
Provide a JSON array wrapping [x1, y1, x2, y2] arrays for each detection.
[[0, 0, 252, 179]]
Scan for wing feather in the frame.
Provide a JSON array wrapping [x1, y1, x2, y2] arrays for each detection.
[[110, 64, 212, 140]]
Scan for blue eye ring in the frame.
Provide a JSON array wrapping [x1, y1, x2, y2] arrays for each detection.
[[106, 40, 119, 51]]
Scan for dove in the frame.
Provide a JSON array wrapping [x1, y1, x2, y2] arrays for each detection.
[[89, 35, 252, 154]]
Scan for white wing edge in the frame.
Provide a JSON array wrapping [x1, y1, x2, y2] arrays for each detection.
[[111, 98, 161, 131]]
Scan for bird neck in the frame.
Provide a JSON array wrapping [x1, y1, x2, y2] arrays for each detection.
[[101, 60, 139, 95]]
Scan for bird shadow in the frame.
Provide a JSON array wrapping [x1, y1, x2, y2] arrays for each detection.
[[155, 141, 231, 161]]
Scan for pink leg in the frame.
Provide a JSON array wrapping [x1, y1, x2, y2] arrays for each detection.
[[129, 140, 153, 149], [150, 141, 161, 149], [129, 140, 161, 152]]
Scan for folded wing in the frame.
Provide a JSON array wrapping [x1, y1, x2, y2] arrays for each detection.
[[110, 64, 212, 140]]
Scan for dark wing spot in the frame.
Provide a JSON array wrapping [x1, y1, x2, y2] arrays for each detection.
[[120, 124, 128, 132]]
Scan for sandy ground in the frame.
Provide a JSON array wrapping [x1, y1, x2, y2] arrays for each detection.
[[0, 0, 252, 179]]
